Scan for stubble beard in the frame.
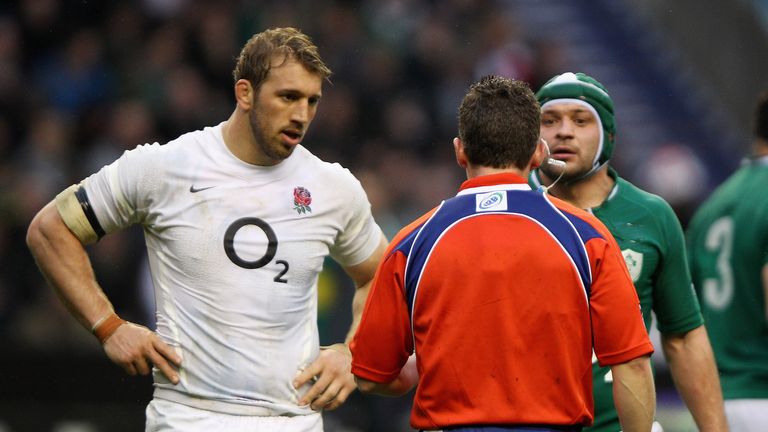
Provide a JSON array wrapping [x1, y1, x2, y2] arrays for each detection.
[[249, 109, 294, 163], [541, 160, 588, 185]]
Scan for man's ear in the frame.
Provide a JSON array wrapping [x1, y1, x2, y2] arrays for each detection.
[[530, 137, 547, 169], [234, 79, 254, 110], [453, 137, 468, 168]]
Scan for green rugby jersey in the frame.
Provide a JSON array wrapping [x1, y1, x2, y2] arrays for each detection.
[[532, 168, 704, 431], [686, 156, 768, 400]]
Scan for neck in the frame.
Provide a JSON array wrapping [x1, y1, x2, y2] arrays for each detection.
[[222, 109, 269, 165], [467, 165, 529, 181], [541, 165, 615, 209]]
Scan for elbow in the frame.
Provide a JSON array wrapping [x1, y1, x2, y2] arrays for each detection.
[[26, 210, 47, 255], [660, 325, 707, 359], [354, 376, 379, 394], [26, 203, 63, 257], [626, 354, 652, 370], [610, 354, 653, 379]]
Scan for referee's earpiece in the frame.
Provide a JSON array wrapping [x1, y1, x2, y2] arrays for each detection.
[[539, 138, 566, 193], [542, 138, 566, 169]]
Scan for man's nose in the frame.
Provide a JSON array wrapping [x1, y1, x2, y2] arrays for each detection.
[[557, 118, 575, 136], [291, 100, 310, 124]]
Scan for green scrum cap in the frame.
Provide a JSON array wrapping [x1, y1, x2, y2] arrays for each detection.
[[536, 72, 616, 168]]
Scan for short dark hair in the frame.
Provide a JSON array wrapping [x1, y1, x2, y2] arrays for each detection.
[[458, 76, 540, 169], [754, 90, 768, 141], [233, 27, 332, 92]]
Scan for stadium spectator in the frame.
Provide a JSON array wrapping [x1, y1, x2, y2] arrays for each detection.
[[686, 90, 768, 432], [531, 72, 728, 431], [351, 75, 655, 431], [26, 27, 387, 431]]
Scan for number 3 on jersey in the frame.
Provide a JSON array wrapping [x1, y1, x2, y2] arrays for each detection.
[[223, 217, 289, 283], [703, 216, 734, 310]]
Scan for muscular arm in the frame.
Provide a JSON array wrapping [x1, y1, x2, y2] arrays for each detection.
[[294, 233, 389, 410], [662, 325, 728, 431], [27, 202, 113, 329], [342, 233, 390, 343], [26, 201, 180, 382], [611, 355, 655, 432]]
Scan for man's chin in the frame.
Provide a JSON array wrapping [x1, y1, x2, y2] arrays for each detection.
[[541, 166, 565, 180], [281, 143, 298, 157], [542, 166, 588, 185], [273, 146, 297, 162]]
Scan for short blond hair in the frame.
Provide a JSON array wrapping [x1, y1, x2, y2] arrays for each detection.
[[233, 27, 332, 92]]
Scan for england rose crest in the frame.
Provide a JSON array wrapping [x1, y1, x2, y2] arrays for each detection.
[[293, 186, 312, 214]]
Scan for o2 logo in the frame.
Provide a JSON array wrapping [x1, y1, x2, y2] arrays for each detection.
[[223, 217, 288, 283]]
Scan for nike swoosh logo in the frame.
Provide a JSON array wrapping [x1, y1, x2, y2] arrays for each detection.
[[189, 185, 216, 193]]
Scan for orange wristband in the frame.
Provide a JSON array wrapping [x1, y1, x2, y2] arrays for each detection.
[[92, 313, 126, 344]]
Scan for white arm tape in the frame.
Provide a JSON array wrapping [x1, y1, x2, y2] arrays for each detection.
[[54, 184, 99, 245]]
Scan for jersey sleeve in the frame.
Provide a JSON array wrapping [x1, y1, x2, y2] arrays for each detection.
[[328, 170, 384, 267], [350, 250, 413, 383], [652, 200, 704, 334], [685, 224, 700, 292], [81, 143, 163, 234], [588, 233, 655, 367]]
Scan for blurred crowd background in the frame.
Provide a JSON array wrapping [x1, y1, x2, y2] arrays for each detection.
[[1, 0, 767, 431]]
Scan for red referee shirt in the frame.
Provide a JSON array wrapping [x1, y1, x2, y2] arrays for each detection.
[[351, 173, 653, 430]]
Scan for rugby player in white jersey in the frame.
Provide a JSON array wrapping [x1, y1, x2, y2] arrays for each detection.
[[26, 27, 388, 431]]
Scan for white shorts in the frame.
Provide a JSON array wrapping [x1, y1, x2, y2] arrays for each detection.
[[145, 398, 324, 432], [724, 399, 768, 432]]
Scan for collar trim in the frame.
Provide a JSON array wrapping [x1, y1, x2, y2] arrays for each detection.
[[457, 173, 531, 196]]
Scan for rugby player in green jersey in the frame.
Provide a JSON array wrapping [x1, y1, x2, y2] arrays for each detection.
[[687, 91, 768, 432], [530, 72, 728, 432]]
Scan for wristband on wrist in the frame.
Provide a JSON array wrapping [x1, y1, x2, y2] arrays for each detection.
[[92, 312, 126, 344]]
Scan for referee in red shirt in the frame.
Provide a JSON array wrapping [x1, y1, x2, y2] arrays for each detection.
[[350, 76, 655, 432]]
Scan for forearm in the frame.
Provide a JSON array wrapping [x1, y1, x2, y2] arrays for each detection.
[[342, 234, 388, 344], [26, 202, 114, 330], [662, 326, 728, 431], [317, 280, 372, 357], [345, 281, 371, 344], [611, 355, 655, 432]]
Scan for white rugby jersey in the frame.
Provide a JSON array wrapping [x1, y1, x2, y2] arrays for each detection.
[[80, 123, 383, 415]]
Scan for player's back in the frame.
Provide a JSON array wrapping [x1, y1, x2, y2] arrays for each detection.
[[687, 157, 768, 399], [401, 187, 620, 427]]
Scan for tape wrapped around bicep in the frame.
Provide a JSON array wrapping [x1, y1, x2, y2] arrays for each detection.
[[54, 184, 100, 245]]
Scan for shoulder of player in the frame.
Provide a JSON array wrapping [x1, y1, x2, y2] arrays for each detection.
[[692, 166, 768, 225], [296, 146, 363, 186], [119, 126, 209, 158], [613, 175, 677, 220], [117, 127, 223, 176]]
